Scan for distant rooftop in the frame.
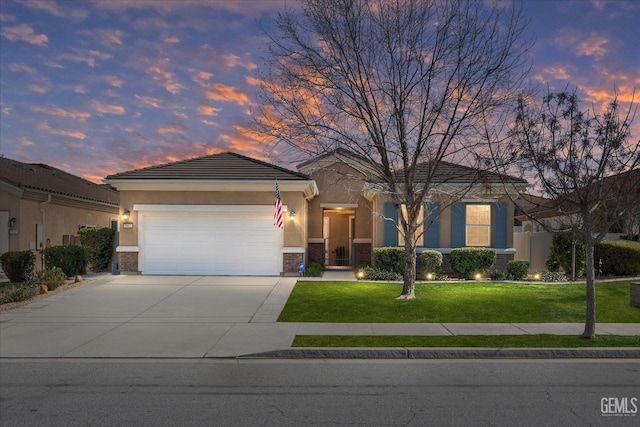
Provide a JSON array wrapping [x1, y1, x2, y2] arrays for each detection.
[[0, 156, 119, 206]]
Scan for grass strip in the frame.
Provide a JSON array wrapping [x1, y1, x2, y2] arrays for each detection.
[[292, 334, 640, 348], [278, 281, 640, 323]]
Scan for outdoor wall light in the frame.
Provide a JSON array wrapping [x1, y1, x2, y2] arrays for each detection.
[[8, 217, 16, 228], [122, 209, 130, 220], [289, 210, 296, 221]]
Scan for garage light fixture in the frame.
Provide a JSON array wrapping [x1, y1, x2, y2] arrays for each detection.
[[122, 209, 130, 220]]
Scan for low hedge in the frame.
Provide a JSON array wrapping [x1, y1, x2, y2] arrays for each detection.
[[507, 260, 530, 280], [0, 250, 35, 283], [44, 245, 88, 277], [595, 240, 640, 276], [79, 226, 115, 272], [419, 250, 443, 276], [372, 247, 405, 275], [450, 247, 496, 279]]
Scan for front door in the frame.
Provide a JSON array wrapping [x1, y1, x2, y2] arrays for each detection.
[[322, 208, 355, 268]]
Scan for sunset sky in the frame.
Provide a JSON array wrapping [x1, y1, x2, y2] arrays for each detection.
[[1, 0, 639, 183]]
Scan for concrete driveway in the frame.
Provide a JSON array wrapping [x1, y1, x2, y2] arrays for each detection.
[[0, 274, 299, 358]]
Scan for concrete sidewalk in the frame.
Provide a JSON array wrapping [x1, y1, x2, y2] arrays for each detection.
[[0, 273, 638, 359]]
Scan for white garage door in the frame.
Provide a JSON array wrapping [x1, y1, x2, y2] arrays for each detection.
[[139, 206, 282, 275]]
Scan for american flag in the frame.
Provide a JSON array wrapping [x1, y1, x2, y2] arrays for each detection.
[[274, 181, 284, 229]]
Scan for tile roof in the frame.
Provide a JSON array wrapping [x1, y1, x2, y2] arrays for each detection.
[[393, 161, 528, 185], [0, 157, 119, 205], [106, 152, 311, 181]]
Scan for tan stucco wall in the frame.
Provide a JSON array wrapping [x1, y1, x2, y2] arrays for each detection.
[[118, 190, 307, 248], [0, 187, 118, 256], [306, 162, 373, 240]]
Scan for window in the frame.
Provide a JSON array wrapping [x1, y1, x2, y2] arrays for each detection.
[[466, 204, 491, 246]]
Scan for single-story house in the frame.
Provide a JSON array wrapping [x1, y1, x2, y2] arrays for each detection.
[[514, 168, 640, 271], [105, 150, 527, 276], [0, 157, 120, 269]]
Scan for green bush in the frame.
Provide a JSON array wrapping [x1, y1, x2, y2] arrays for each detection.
[[419, 250, 443, 277], [450, 248, 496, 279], [28, 267, 66, 291], [490, 270, 511, 281], [0, 250, 35, 283], [79, 226, 115, 272], [372, 247, 405, 275], [304, 261, 324, 277], [546, 233, 585, 277], [507, 260, 530, 280], [359, 266, 403, 281], [0, 283, 39, 304], [542, 271, 568, 282], [44, 245, 88, 277], [595, 239, 640, 276]]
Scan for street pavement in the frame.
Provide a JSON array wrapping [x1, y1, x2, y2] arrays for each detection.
[[0, 272, 638, 358]]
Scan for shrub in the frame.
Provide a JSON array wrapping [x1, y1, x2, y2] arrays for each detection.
[[304, 261, 323, 277], [0, 250, 35, 283], [450, 247, 496, 279], [546, 233, 585, 277], [419, 250, 443, 277], [595, 240, 640, 276], [28, 267, 66, 291], [79, 226, 115, 272], [44, 245, 88, 277], [542, 271, 568, 282], [372, 247, 405, 275], [359, 266, 403, 281], [507, 260, 530, 281], [490, 270, 511, 281], [0, 283, 39, 304]]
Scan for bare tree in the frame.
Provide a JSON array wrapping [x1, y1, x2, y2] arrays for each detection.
[[506, 90, 640, 338], [253, 0, 531, 298]]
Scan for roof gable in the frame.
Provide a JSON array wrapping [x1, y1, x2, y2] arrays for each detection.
[[0, 157, 119, 205], [106, 152, 310, 181]]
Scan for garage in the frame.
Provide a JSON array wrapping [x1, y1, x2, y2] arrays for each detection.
[[138, 205, 283, 275]]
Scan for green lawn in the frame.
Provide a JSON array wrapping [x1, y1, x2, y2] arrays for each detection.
[[277, 281, 640, 323], [292, 334, 640, 347]]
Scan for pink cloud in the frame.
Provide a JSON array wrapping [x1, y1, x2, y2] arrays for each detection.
[[135, 95, 162, 108], [576, 34, 609, 57], [1, 24, 48, 46], [197, 104, 221, 116], [31, 105, 91, 121], [205, 83, 249, 105], [91, 100, 125, 115], [38, 122, 86, 139], [148, 65, 183, 94]]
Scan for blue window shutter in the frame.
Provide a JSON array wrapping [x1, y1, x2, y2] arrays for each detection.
[[451, 203, 465, 248], [494, 202, 508, 249], [425, 202, 440, 248], [383, 202, 398, 246]]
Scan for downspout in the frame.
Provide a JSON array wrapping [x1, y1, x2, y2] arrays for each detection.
[[39, 194, 52, 268]]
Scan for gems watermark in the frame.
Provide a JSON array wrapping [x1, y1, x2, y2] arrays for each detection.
[[601, 397, 638, 417]]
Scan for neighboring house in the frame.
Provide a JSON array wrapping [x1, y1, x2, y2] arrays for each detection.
[[514, 168, 640, 271], [0, 157, 120, 268], [105, 150, 527, 276]]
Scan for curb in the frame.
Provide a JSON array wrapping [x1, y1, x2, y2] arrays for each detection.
[[239, 347, 640, 359]]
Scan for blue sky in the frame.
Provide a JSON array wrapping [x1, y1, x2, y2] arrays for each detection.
[[1, 0, 639, 183]]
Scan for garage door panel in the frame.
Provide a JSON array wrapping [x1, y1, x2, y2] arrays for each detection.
[[140, 209, 281, 275]]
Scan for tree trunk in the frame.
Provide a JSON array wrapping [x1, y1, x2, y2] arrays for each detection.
[[581, 238, 596, 339], [398, 238, 417, 300]]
